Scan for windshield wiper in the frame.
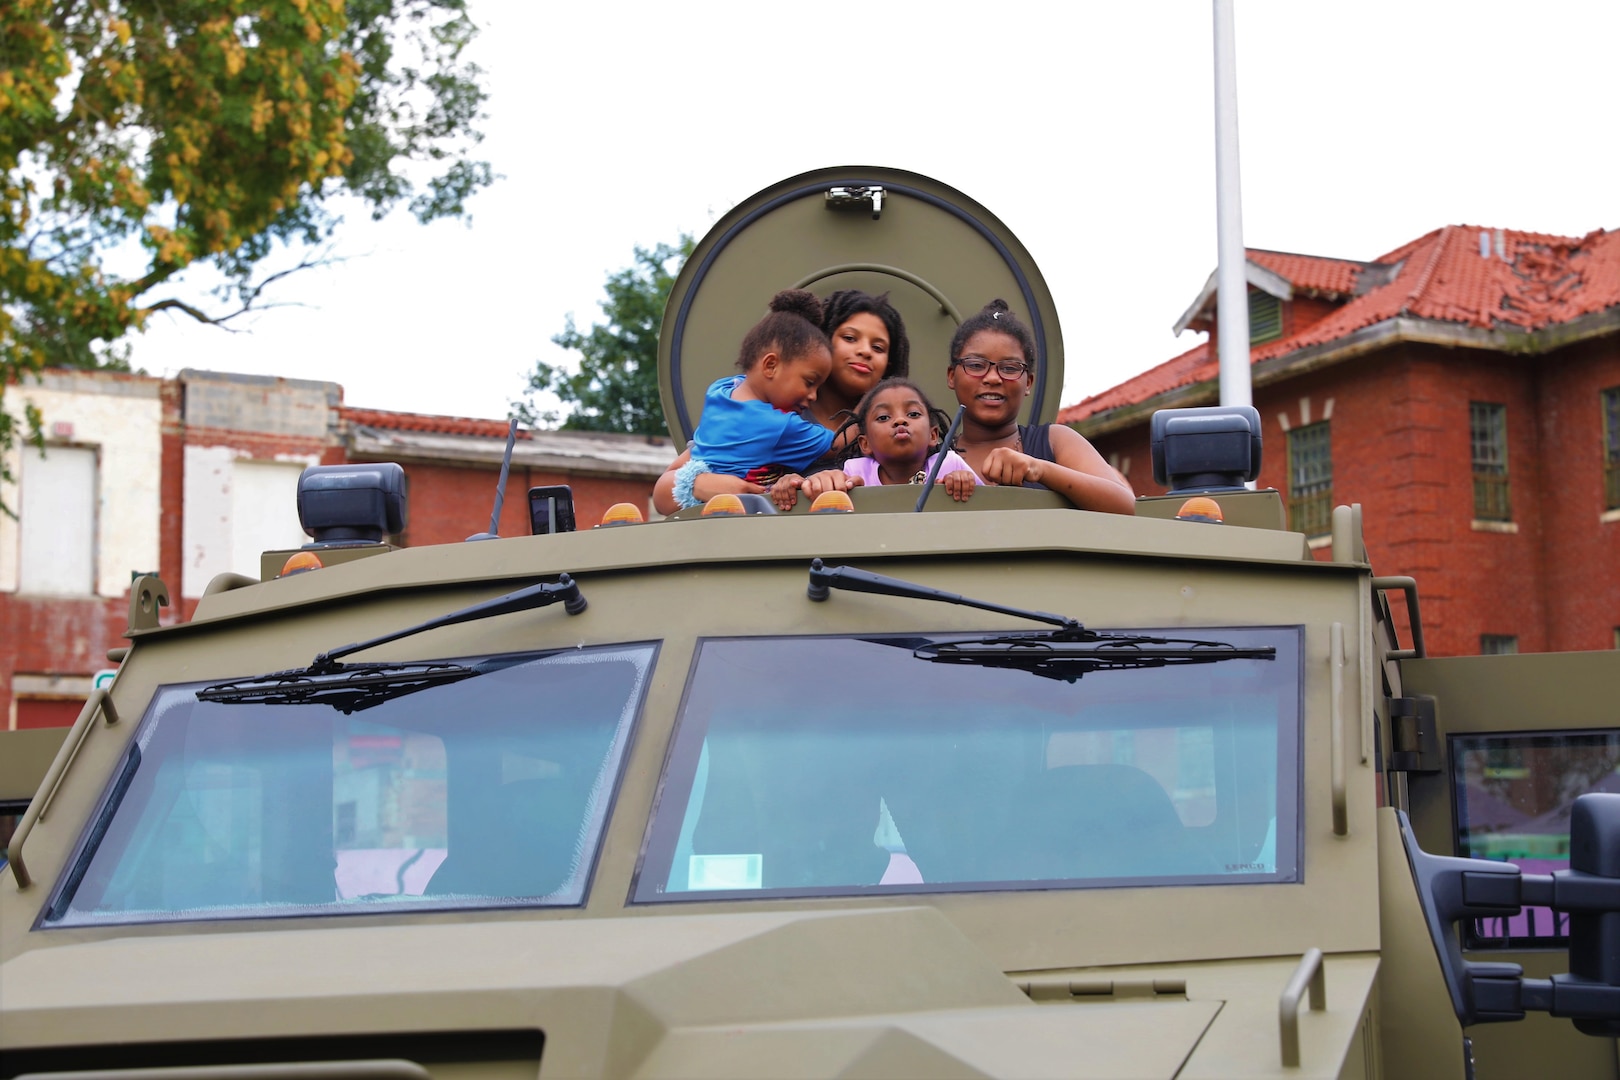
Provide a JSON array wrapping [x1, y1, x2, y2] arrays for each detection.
[[197, 661, 480, 713], [808, 559, 1275, 681], [198, 574, 587, 711]]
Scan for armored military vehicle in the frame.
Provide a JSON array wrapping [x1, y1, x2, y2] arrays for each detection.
[[3, 167, 1617, 1080]]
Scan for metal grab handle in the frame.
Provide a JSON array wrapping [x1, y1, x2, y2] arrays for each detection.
[[7, 688, 117, 890], [1330, 622, 1347, 837], [1279, 947, 1327, 1068], [15, 1061, 432, 1080], [1372, 576, 1426, 659], [791, 263, 963, 323]]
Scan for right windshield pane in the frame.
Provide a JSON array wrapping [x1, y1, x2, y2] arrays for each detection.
[[635, 628, 1300, 901]]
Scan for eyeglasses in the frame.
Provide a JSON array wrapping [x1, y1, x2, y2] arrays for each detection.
[[952, 356, 1031, 379]]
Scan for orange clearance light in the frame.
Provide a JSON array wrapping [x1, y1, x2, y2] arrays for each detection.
[[810, 490, 855, 514], [701, 493, 746, 517], [1176, 496, 1224, 524], [280, 551, 324, 576], [598, 502, 644, 527]]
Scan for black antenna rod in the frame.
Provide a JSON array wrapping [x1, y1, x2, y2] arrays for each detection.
[[914, 405, 967, 513], [468, 418, 520, 541]]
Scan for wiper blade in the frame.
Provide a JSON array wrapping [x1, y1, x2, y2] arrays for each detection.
[[808, 560, 1276, 681], [913, 634, 1276, 683], [198, 661, 477, 713], [197, 574, 587, 712]]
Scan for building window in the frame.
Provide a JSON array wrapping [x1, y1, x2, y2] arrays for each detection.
[[1470, 402, 1511, 521], [1603, 387, 1620, 511], [1480, 635, 1519, 656], [1249, 290, 1283, 345], [1286, 422, 1332, 537], [18, 444, 97, 595]]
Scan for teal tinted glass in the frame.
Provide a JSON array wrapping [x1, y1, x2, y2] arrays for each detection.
[[635, 629, 1301, 901], [45, 644, 656, 927]]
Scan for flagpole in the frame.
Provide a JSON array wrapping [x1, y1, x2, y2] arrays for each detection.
[[1213, 0, 1251, 409]]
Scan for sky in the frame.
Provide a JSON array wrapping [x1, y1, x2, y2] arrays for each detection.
[[125, 0, 1620, 424]]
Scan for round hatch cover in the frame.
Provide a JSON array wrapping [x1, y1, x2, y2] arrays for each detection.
[[658, 166, 1064, 445]]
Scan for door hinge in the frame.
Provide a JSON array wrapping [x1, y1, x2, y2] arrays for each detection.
[[1389, 695, 1441, 773]]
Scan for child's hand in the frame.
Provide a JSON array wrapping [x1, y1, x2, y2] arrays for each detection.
[[803, 471, 863, 499], [769, 474, 804, 511], [942, 470, 976, 502]]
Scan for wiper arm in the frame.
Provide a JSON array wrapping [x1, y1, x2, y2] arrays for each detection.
[[808, 560, 1276, 681], [312, 573, 586, 672], [197, 661, 478, 714], [808, 559, 1081, 632], [197, 574, 587, 712]]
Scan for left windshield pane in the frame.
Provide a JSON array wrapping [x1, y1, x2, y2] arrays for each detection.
[[44, 644, 657, 927]]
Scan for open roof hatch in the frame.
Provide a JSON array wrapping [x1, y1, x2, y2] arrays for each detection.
[[658, 166, 1065, 446]]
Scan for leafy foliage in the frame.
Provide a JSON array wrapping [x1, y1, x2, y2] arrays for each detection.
[[0, 0, 491, 503], [514, 236, 693, 435]]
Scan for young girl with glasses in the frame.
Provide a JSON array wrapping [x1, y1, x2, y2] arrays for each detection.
[[946, 299, 1136, 514]]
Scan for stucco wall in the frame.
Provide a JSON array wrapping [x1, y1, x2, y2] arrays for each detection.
[[0, 372, 163, 597]]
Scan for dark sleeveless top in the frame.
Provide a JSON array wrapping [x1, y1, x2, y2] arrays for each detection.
[[1017, 423, 1055, 490]]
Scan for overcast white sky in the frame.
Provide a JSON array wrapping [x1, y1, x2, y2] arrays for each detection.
[[125, 0, 1619, 423]]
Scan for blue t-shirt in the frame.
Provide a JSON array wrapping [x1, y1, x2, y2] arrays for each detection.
[[688, 375, 836, 480]]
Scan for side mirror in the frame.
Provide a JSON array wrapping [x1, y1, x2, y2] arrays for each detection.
[[1398, 792, 1620, 1035]]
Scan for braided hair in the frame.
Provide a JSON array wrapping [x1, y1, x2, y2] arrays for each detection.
[[948, 298, 1037, 371], [820, 289, 910, 379], [736, 289, 830, 371]]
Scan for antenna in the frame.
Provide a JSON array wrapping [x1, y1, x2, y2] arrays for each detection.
[[914, 405, 967, 513], [467, 419, 520, 541]]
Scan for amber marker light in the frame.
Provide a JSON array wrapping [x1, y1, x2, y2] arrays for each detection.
[[1176, 496, 1224, 524], [598, 502, 645, 526], [280, 551, 324, 576], [701, 493, 746, 517], [810, 490, 855, 514]]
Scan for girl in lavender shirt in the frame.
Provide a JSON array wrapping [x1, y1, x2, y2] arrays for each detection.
[[803, 378, 978, 503]]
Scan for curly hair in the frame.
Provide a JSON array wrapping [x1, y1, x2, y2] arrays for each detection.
[[736, 289, 830, 371], [820, 289, 910, 379], [948, 298, 1037, 371]]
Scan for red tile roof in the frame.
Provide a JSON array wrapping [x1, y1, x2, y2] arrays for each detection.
[[342, 407, 529, 440], [1248, 249, 1365, 297], [1060, 226, 1620, 426]]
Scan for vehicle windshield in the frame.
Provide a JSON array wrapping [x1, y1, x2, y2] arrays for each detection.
[[635, 629, 1300, 901], [44, 644, 656, 928]]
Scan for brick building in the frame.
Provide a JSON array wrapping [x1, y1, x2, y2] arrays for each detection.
[[1060, 225, 1620, 657], [1, 370, 671, 729]]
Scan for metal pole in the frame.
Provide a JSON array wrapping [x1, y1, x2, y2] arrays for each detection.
[[1213, 0, 1251, 409]]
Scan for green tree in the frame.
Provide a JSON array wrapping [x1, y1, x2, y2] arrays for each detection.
[[0, 0, 492, 502], [514, 235, 693, 435]]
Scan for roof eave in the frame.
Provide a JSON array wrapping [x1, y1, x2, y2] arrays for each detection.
[[1073, 305, 1620, 439], [1171, 262, 1295, 336]]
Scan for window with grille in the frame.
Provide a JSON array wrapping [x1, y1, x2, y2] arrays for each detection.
[[1286, 422, 1332, 537], [1480, 635, 1519, 656], [1603, 387, 1620, 511], [1470, 403, 1511, 521], [1249, 290, 1283, 345]]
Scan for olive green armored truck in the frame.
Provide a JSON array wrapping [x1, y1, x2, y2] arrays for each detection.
[[2, 168, 1617, 1080]]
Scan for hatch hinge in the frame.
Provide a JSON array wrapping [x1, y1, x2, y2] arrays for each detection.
[[1389, 695, 1441, 773], [826, 185, 884, 219], [1016, 976, 1188, 1002]]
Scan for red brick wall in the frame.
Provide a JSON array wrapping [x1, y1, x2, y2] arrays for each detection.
[[389, 461, 656, 548], [1080, 334, 1620, 657], [0, 594, 129, 728], [1533, 336, 1620, 651]]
